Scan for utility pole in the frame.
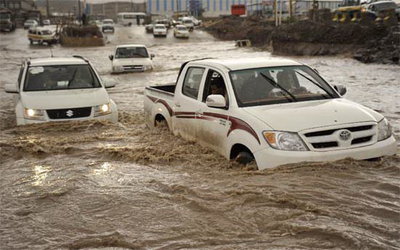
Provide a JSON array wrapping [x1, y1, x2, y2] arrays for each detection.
[[46, 0, 50, 18], [274, 0, 278, 26], [77, 0, 81, 22], [289, 0, 293, 20]]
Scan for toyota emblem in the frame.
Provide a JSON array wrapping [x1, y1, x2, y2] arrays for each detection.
[[339, 130, 351, 141], [66, 110, 74, 117]]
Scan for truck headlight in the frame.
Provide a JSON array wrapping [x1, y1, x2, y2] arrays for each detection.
[[113, 66, 123, 72], [377, 118, 392, 141], [143, 65, 153, 71], [263, 131, 309, 151], [94, 103, 111, 117], [24, 108, 45, 120]]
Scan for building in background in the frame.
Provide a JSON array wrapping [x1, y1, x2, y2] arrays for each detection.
[[147, 0, 268, 17], [34, 0, 83, 17], [0, 0, 38, 26], [89, 1, 146, 20]]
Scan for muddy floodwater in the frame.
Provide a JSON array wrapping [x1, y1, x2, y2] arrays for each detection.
[[0, 26, 399, 249]]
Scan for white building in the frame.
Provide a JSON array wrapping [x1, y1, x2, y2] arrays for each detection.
[[147, 0, 266, 17]]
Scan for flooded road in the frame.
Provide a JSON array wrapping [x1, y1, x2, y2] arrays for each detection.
[[0, 26, 399, 249]]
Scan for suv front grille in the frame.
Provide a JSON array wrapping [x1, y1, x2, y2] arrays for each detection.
[[47, 107, 91, 119]]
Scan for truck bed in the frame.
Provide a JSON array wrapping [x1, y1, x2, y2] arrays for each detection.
[[145, 84, 175, 97]]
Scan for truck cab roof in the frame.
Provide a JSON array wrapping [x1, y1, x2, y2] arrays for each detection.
[[189, 58, 302, 71]]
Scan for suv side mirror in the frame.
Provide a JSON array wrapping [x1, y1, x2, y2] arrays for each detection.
[[206, 94, 226, 108], [104, 82, 116, 88], [334, 84, 347, 96], [5, 83, 19, 93], [109, 55, 114, 61], [150, 54, 155, 59]]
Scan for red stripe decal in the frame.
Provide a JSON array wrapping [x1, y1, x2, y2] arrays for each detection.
[[147, 96, 173, 116], [203, 112, 260, 144], [147, 96, 260, 144]]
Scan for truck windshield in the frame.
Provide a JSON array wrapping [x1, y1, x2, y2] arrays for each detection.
[[115, 47, 149, 58], [24, 65, 101, 91], [229, 65, 338, 107]]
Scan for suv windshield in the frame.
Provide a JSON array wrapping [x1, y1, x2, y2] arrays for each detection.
[[24, 65, 101, 91], [115, 47, 149, 58], [230, 65, 339, 107]]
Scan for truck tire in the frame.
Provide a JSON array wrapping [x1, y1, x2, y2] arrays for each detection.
[[235, 151, 255, 165]]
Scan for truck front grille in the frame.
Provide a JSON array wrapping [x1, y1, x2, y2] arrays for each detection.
[[123, 65, 143, 71], [302, 124, 376, 150]]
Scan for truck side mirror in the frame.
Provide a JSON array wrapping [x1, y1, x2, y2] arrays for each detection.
[[109, 55, 114, 61], [150, 54, 155, 60], [104, 82, 116, 88], [334, 84, 347, 96], [5, 83, 19, 93], [206, 94, 226, 108]]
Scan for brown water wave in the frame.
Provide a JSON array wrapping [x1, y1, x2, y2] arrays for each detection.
[[0, 111, 399, 249]]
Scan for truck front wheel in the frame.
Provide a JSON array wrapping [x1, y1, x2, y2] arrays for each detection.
[[230, 144, 255, 165]]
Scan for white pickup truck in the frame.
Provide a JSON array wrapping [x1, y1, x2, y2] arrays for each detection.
[[144, 58, 397, 169]]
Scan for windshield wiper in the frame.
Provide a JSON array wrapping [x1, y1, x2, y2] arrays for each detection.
[[294, 70, 334, 98], [259, 72, 297, 102]]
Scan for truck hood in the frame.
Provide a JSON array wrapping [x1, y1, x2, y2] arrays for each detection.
[[243, 98, 382, 132], [21, 88, 110, 109], [113, 57, 152, 66]]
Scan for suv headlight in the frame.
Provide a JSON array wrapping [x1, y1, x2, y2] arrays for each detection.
[[143, 65, 153, 71], [377, 118, 392, 141], [113, 65, 123, 72], [24, 108, 45, 120], [94, 103, 111, 117], [263, 131, 309, 151]]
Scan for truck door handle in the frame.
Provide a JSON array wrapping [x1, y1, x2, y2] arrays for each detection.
[[174, 102, 181, 107]]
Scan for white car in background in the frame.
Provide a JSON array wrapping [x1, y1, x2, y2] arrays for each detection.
[[102, 19, 115, 33], [181, 17, 194, 31], [4, 56, 118, 125], [173, 25, 189, 38], [24, 19, 38, 29], [153, 24, 167, 37], [109, 44, 154, 73]]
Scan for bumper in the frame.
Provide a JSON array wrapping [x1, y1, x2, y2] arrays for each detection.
[[175, 33, 189, 38], [17, 112, 118, 125], [254, 136, 397, 169]]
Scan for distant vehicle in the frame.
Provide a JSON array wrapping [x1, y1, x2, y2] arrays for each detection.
[[89, 20, 103, 27], [4, 56, 118, 125], [181, 17, 194, 31], [24, 19, 38, 29], [145, 23, 154, 33], [117, 12, 146, 26], [102, 19, 115, 33], [231, 4, 246, 16], [153, 24, 167, 37], [42, 19, 50, 25], [189, 16, 202, 26], [364, 1, 398, 21], [28, 26, 58, 45], [144, 58, 397, 169], [109, 44, 154, 73], [173, 25, 189, 38], [155, 19, 171, 28], [0, 8, 16, 32]]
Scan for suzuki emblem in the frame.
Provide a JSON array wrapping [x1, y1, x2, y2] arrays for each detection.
[[339, 130, 351, 141], [66, 110, 74, 117]]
